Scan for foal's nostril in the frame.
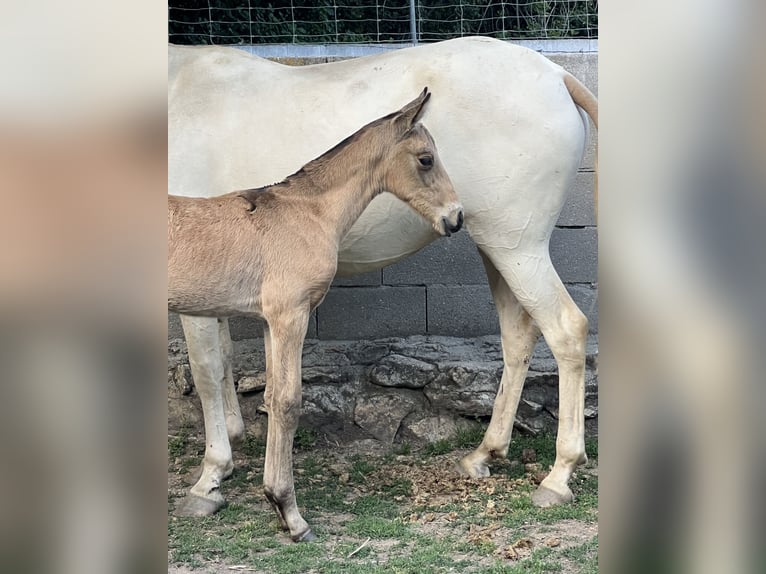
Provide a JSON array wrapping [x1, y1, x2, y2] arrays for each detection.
[[441, 216, 452, 237], [455, 210, 464, 232]]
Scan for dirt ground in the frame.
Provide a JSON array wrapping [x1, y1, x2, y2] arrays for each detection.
[[168, 434, 598, 573]]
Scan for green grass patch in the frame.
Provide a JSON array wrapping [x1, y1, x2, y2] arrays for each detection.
[[241, 433, 266, 458], [345, 515, 409, 539], [168, 431, 189, 459], [294, 427, 319, 450], [347, 494, 401, 519], [452, 423, 487, 448], [423, 438, 453, 456], [562, 536, 599, 573], [348, 454, 377, 483]]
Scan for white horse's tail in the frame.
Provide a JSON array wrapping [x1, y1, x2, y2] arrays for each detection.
[[563, 72, 598, 220]]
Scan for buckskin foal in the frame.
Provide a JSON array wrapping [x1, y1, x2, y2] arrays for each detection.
[[168, 89, 463, 541]]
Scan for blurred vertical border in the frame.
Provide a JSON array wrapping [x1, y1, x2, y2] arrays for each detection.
[[599, 1, 765, 573], [0, 3, 167, 574]]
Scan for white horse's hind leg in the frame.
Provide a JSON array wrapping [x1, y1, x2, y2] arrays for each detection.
[[218, 318, 245, 444], [459, 251, 541, 478], [174, 314, 233, 516], [487, 248, 588, 507]]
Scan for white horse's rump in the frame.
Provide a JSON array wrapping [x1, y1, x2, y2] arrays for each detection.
[[169, 36, 597, 526]]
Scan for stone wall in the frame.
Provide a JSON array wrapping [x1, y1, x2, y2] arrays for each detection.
[[168, 333, 599, 444]]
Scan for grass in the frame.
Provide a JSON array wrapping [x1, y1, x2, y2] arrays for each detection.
[[168, 429, 598, 573]]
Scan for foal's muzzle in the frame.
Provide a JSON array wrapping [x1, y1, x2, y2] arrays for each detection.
[[442, 210, 464, 237]]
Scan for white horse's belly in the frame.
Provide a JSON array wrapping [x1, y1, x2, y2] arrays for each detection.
[[169, 37, 588, 269], [336, 194, 437, 275]]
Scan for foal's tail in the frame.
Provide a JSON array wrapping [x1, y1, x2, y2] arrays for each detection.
[[563, 72, 598, 221]]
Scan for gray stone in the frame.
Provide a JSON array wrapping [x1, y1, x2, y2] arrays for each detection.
[[168, 313, 184, 339], [237, 373, 265, 393], [302, 383, 356, 420], [382, 233, 486, 286], [168, 364, 192, 397], [344, 340, 392, 365], [318, 286, 426, 339], [425, 362, 503, 416], [353, 390, 424, 444], [514, 414, 550, 436], [301, 341, 352, 368], [302, 365, 350, 386], [426, 284, 500, 336], [400, 414, 459, 444], [370, 354, 437, 389], [550, 227, 598, 283]]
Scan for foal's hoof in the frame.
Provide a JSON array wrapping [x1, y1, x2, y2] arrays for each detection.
[[531, 484, 574, 508], [292, 529, 317, 543], [173, 494, 225, 517]]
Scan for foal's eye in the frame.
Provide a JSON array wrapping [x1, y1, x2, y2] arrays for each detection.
[[418, 155, 434, 168]]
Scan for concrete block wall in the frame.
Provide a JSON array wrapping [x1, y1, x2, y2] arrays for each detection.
[[168, 46, 597, 341]]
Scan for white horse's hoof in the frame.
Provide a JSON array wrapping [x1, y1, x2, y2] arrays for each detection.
[[531, 484, 574, 508], [173, 493, 225, 517], [456, 453, 491, 478], [183, 462, 233, 486], [292, 528, 317, 543]]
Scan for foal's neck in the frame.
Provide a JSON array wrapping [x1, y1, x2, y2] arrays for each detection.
[[290, 130, 390, 246]]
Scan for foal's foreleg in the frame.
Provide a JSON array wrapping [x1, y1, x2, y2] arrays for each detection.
[[459, 252, 541, 478], [262, 307, 314, 542], [258, 323, 273, 415]]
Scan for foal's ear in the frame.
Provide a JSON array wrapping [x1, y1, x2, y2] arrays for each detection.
[[394, 87, 431, 130]]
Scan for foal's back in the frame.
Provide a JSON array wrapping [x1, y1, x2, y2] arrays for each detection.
[[168, 193, 263, 316], [168, 190, 334, 317]]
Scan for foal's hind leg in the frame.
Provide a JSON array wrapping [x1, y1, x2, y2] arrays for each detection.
[[459, 251, 541, 478], [485, 248, 588, 507], [174, 315, 233, 516]]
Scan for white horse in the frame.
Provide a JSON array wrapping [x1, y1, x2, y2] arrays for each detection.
[[169, 36, 597, 523]]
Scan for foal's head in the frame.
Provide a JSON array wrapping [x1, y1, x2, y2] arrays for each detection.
[[378, 88, 463, 236]]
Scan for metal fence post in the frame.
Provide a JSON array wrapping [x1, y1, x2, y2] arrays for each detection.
[[409, 0, 418, 45]]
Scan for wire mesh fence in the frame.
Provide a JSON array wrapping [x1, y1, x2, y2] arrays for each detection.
[[168, 1, 597, 45]]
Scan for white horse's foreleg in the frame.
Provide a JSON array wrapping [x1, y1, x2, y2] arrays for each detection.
[[262, 307, 314, 542], [174, 314, 233, 516], [459, 251, 541, 477], [492, 251, 588, 507], [218, 318, 245, 444]]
